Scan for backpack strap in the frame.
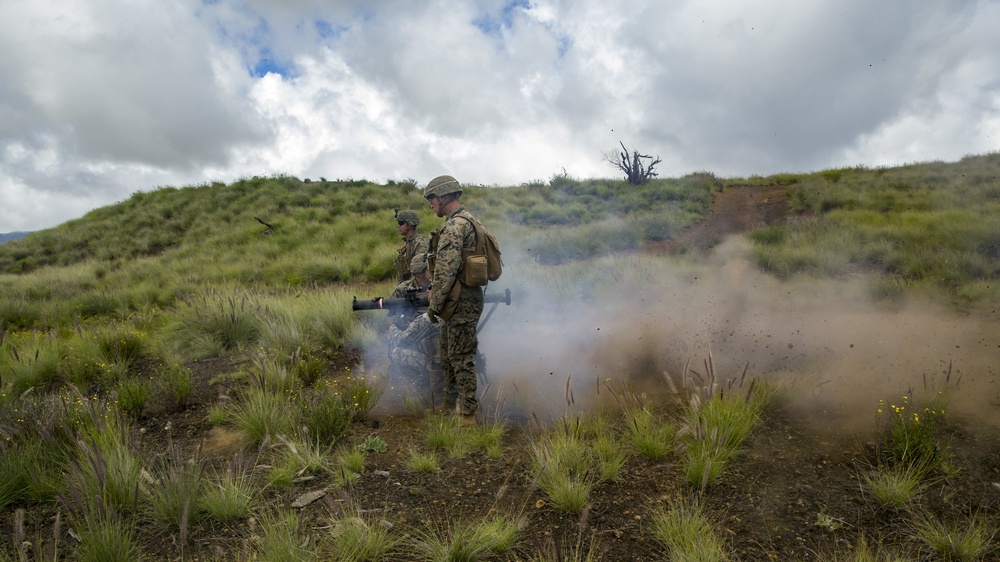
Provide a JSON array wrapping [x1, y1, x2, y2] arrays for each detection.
[[454, 211, 485, 256]]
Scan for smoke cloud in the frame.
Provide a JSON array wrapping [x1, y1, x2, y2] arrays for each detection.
[[470, 237, 1000, 437]]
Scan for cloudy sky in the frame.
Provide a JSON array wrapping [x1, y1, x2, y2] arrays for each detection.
[[1, 0, 998, 233]]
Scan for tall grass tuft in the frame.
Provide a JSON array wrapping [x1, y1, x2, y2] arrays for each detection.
[[531, 432, 593, 513], [860, 463, 931, 509], [63, 412, 145, 515], [470, 416, 507, 458], [674, 359, 774, 490], [624, 406, 674, 461], [254, 510, 317, 562], [341, 373, 383, 421], [244, 352, 300, 395], [145, 442, 204, 535], [522, 533, 605, 562], [407, 448, 440, 473], [275, 434, 334, 478], [155, 363, 194, 411], [299, 383, 355, 444], [325, 506, 402, 562], [114, 377, 150, 419], [810, 534, 915, 562], [426, 414, 464, 454], [909, 510, 997, 562], [170, 288, 262, 357], [93, 321, 147, 379], [200, 469, 254, 522], [650, 499, 729, 562], [592, 433, 628, 482], [3, 332, 62, 395], [229, 387, 297, 444], [412, 513, 522, 562], [73, 510, 145, 562]]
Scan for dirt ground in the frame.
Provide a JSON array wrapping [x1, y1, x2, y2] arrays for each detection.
[[132, 185, 1000, 560]]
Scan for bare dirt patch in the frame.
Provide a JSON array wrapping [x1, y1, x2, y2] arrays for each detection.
[[649, 184, 791, 255]]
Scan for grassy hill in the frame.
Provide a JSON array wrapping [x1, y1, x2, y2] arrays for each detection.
[[0, 173, 720, 331], [1, 155, 999, 560], [744, 153, 1000, 306]]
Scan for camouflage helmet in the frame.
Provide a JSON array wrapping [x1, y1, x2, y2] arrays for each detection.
[[396, 209, 420, 226], [409, 252, 428, 274], [423, 175, 462, 200]]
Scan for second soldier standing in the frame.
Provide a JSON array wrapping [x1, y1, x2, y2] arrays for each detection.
[[394, 210, 428, 283], [423, 175, 484, 421]]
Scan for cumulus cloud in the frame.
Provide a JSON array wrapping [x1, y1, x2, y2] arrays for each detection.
[[1, 0, 998, 231]]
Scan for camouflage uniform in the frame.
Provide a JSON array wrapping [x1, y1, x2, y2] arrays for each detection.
[[387, 310, 442, 398], [395, 234, 427, 283], [387, 256, 442, 400], [428, 206, 484, 415]]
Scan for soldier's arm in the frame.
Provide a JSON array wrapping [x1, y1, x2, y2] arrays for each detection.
[[415, 235, 429, 256], [428, 224, 462, 313], [396, 315, 437, 345]]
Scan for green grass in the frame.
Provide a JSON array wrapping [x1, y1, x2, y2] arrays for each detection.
[[412, 513, 522, 562], [325, 507, 402, 562], [114, 377, 150, 419], [518, 533, 604, 562], [276, 435, 334, 477], [0, 160, 999, 560], [592, 434, 628, 481], [650, 499, 729, 562], [144, 450, 203, 533], [624, 406, 675, 461], [426, 414, 465, 454], [254, 510, 317, 562], [199, 471, 254, 522], [876, 393, 950, 473], [909, 510, 997, 561], [339, 447, 367, 475], [531, 432, 594, 513], [63, 413, 145, 515], [72, 512, 145, 562], [407, 449, 441, 473], [674, 371, 774, 489], [809, 534, 914, 562], [860, 463, 931, 509], [168, 289, 263, 357], [747, 153, 1000, 304], [298, 384, 356, 443], [470, 417, 507, 458], [228, 387, 298, 444], [155, 363, 194, 411]]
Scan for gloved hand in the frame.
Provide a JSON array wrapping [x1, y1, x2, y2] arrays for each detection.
[[425, 309, 439, 324]]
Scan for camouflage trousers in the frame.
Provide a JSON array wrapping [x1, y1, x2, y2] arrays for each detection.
[[388, 346, 444, 405], [439, 320, 479, 415]]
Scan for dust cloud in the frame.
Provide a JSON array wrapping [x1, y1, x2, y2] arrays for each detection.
[[474, 237, 1000, 436]]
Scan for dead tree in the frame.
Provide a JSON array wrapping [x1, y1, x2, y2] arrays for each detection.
[[609, 141, 662, 185]]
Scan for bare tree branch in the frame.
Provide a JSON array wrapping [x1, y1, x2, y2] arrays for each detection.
[[608, 141, 662, 185]]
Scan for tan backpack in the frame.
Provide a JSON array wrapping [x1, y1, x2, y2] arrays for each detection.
[[456, 212, 503, 287]]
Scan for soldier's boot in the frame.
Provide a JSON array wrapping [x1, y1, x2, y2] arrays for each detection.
[[454, 391, 478, 425]]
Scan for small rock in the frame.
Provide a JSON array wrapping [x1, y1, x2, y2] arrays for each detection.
[[291, 489, 328, 508], [373, 470, 391, 477]]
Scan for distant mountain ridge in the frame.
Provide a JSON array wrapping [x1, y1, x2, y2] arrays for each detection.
[[0, 231, 30, 243]]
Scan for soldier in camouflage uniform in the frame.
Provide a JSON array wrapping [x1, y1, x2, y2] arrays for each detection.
[[423, 175, 484, 419], [387, 253, 443, 403], [394, 210, 428, 283]]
